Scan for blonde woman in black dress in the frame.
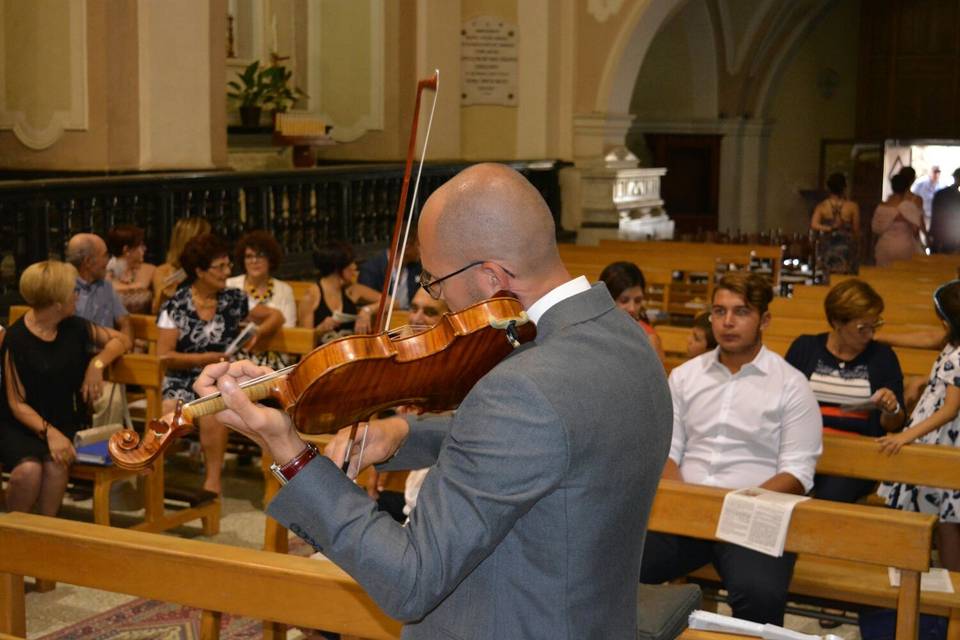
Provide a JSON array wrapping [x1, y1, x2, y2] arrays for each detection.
[[1, 260, 131, 515]]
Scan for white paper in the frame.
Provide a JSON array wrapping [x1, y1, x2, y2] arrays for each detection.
[[840, 389, 887, 413], [838, 399, 877, 412], [888, 567, 955, 593], [715, 487, 810, 557], [224, 323, 258, 356], [688, 610, 842, 640], [332, 310, 357, 323]]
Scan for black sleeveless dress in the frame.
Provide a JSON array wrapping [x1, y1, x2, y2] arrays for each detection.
[[0, 315, 92, 467], [313, 284, 358, 343]]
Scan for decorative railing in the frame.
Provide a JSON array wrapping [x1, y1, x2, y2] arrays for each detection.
[[0, 161, 565, 309]]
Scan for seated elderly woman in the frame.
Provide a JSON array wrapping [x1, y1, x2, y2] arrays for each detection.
[[226, 229, 296, 369], [598, 261, 665, 364], [157, 234, 283, 494], [785, 278, 906, 502], [106, 224, 156, 314], [0, 260, 131, 516]]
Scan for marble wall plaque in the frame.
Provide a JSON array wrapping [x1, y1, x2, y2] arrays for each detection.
[[461, 16, 517, 107]]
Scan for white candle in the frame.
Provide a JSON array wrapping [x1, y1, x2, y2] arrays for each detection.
[[271, 14, 278, 53]]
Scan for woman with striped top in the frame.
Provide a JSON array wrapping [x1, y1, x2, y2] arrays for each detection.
[[785, 279, 906, 502]]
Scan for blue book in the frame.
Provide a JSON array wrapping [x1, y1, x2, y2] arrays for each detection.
[[75, 439, 111, 466]]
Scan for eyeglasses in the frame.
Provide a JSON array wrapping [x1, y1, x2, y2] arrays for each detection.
[[244, 251, 267, 262], [855, 319, 885, 333], [419, 261, 516, 300], [207, 260, 233, 272]]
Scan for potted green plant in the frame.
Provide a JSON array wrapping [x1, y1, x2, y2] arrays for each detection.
[[262, 64, 308, 117], [227, 60, 269, 128]]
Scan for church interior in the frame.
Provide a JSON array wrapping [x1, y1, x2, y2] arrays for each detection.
[[2, 0, 960, 639]]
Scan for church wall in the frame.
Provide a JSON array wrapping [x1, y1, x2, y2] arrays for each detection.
[[762, 0, 859, 233], [630, 1, 716, 123], [0, 0, 227, 172], [137, 0, 214, 169], [314, 1, 410, 162], [0, 1, 113, 170]]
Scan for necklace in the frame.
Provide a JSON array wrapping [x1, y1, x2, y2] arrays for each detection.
[[245, 278, 274, 304]]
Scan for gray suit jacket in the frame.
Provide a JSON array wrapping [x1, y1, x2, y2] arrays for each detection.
[[267, 283, 672, 639]]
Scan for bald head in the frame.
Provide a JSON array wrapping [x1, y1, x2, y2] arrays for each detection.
[[420, 163, 561, 277], [66, 233, 108, 281]]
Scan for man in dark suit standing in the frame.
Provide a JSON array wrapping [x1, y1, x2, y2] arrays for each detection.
[[195, 163, 672, 639], [930, 168, 960, 254]]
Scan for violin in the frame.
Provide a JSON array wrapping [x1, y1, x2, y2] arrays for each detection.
[[108, 297, 533, 471]]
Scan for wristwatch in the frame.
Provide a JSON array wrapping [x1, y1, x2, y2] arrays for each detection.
[[270, 443, 320, 486], [92, 358, 105, 370]]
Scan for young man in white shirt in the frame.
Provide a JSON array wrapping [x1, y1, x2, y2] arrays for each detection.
[[640, 271, 822, 625]]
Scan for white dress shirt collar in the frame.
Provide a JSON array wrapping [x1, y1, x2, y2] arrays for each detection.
[[526, 276, 591, 325], [704, 344, 772, 376]]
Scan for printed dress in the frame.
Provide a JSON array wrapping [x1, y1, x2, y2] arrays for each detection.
[[157, 286, 249, 403], [878, 344, 960, 521]]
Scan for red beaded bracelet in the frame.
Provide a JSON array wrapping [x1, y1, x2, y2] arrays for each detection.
[[270, 443, 319, 485]]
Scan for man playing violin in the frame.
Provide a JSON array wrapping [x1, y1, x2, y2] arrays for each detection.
[[195, 163, 672, 639]]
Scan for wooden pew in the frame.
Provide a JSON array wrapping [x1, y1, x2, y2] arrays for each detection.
[[770, 297, 941, 326], [1, 482, 931, 640], [0, 511, 401, 640], [650, 480, 936, 640], [685, 434, 960, 638]]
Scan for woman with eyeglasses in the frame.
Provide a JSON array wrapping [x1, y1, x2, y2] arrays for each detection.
[[298, 242, 380, 341], [106, 224, 156, 314], [785, 278, 906, 503], [157, 233, 283, 494], [226, 230, 296, 369]]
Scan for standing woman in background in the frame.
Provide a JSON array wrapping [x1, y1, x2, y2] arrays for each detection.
[[152, 217, 212, 313], [599, 261, 666, 365], [1, 260, 131, 515], [106, 224, 156, 314], [873, 173, 925, 267], [810, 173, 860, 275]]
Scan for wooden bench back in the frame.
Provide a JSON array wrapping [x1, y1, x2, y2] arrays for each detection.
[[0, 512, 401, 639], [655, 325, 936, 378], [770, 298, 940, 326], [650, 480, 934, 572], [820, 433, 960, 490]]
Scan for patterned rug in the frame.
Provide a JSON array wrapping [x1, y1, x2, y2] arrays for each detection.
[[37, 538, 319, 640], [35, 598, 263, 640]]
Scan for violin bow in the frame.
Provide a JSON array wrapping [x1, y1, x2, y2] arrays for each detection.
[[375, 70, 440, 333], [340, 71, 439, 478]]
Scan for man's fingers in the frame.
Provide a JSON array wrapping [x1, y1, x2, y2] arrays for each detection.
[[194, 361, 233, 395]]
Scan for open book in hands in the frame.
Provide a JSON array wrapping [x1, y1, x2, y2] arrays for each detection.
[[224, 323, 258, 357]]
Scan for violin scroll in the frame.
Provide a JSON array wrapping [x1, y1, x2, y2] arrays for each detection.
[[108, 400, 195, 471]]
